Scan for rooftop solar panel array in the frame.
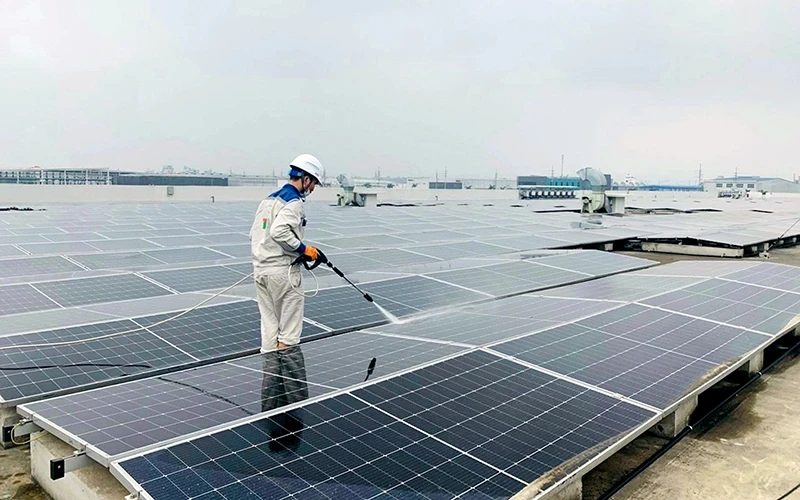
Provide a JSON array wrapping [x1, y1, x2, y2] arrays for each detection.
[[6, 202, 800, 500]]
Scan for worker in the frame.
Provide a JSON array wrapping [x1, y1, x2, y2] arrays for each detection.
[[250, 154, 325, 352]]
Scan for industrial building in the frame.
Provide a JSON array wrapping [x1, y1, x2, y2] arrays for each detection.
[[703, 176, 800, 194]]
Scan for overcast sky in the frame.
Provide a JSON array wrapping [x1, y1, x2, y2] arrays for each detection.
[[2, 1, 798, 183]]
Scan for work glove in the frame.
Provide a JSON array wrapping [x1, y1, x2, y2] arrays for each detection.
[[303, 245, 327, 263]]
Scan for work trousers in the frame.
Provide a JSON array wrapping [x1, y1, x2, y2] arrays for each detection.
[[255, 271, 305, 352]]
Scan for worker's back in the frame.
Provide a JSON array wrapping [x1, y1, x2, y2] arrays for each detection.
[[250, 184, 306, 276]]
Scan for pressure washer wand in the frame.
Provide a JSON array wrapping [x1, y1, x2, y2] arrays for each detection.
[[292, 252, 374, 303], [325, 261, 374, 302]]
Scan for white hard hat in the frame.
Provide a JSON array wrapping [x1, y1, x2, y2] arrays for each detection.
[[289, 154, 324, 184]]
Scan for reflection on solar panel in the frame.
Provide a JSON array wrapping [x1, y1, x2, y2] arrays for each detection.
[[20, 334, 466, 462], [117, 393, 528, 499], [115, 351, 654, 499], [31, 274, 173, 307]]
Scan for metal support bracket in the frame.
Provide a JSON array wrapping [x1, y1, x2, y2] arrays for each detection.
[[125, 493, 143, 500], [50, 450, 93, 480]]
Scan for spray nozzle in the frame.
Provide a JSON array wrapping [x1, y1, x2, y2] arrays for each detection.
[[364, 294, 374, 303]]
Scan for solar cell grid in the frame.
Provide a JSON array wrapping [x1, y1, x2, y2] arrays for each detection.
[[231, 332, 467, 388], [354, 351, 655, 483], [144, 266, 247, 293], [22, 357, 331, 459], [539, 274, 704, 303], [207, 244, 252, 258], [0, 234, 52, 245], [117, 393, 527, 500], [642, 279, 800, 335], [0, 284, 60, 315], [84, 239, 163, 252], [41, 232, 106, 243], [493, 304, 767, 408], [364, 275, 487, 312], [0, 245, 26, 258], [304, 286, 417, 331], [18, 241, 103, 255], [145, 236, 216, 247], [0, 256, 83, 278], [69, 252, 166, 271], [31, 274, 173, 307], [144, 247, 231, 264], [132, 302, 264, 361], [534, 251, 653, 275]]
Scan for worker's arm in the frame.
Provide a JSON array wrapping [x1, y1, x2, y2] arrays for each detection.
[[269, 201, 306, 254]]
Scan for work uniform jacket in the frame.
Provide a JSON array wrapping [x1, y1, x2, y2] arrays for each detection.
[[250, 184, 307, 277]]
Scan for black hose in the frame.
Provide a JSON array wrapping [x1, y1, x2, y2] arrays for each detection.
[[599, 338, 800, 500]]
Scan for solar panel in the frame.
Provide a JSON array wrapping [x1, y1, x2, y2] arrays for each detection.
[[0, 320, 194, 405], [201, 244, 248, 259], [355, 248, 442, 267], [363, 275, 487, 312], [143, 247, 231, 264], [17, 241, 103, 255], [487, 235, 573, 251], [642, 279, 800, 335], [21, 359, 332, 459], [304, 286, 417, 331], [21, 334, 465, 462], [534, 251, 654, 275], [192, 232, 248, 244], [0, 245, 26, 258], [145, 236, 217, 247], [0, 308, 116, 337], [539, 274, 705, 303], [0, 235, 51, 245], [131, 301, 264, 361], [427, 261, 587, 296], [318, 234, 415, 250], [31, 274, 173, 307], [369, 296, 619, 346], [115, 393, 527, 500], [492, 304, 767, 408], [400, 230, 475, 243], [0, 255, 84, 278], [144, 266, 247, 293], [413, 241, 515, 258], [40, 232, 105, 243], [70, 252, 166, 270], [636, 260, 760, 277], [354, 351, 655, 483], [0, 284, 60, 316], [231, 333, 466, 389], [87, 239, 162, 252], [721, 262, 800, 292]]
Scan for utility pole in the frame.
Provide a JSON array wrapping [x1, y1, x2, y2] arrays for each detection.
[[734, 166, 738, 179], [560, 154, 564, 177], [550, 165, 554, 178], [698, 163, 702, 185], [494, 169, 498, 188]]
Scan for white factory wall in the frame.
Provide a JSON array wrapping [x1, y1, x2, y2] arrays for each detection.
[[0, 184, 518, 205]]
